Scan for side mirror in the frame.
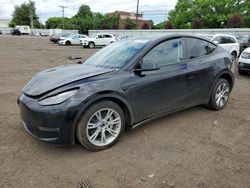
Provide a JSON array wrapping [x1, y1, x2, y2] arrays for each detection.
[[213, 40, 219, 45], [133, 60, 160, 72]]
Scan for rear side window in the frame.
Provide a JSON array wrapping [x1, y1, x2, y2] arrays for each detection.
[[104, 34, 112, 38], [220, 37, 236, 44], [186, 38, 216, 59]]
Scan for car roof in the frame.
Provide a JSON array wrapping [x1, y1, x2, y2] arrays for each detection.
[[212, 34, 237, 38], [124, 34, 212, 44]]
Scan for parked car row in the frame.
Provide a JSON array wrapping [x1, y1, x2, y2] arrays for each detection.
[[50, 32, 117, 48], [49, 32, 250, 76]]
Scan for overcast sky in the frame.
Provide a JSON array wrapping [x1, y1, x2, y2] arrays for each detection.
[[0, 0, 178, 24]]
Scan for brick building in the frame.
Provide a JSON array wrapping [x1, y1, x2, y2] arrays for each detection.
[[107, 11, 152, 29]]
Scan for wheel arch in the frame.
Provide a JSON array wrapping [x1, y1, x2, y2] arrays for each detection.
[[66, 40, 71, 45], [88, 41, 95, 45], [71, 93, 135, 144], [218, 71, 234, 91], [231, 50, 237, 57]]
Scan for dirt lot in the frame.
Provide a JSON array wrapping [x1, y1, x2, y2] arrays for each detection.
[[0, 35, 250, 188]]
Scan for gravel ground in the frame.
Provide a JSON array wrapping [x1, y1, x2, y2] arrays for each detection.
[[0, 35, 250, 188]]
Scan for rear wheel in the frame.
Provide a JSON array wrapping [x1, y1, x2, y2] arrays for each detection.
[[88, 42, 95, 49], [208, 79, 230, 110], [231, 51, 237, 62], [65, 41, 71, 45], [76, 101, 125, 151]]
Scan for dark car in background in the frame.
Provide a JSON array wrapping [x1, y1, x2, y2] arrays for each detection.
[[18, 34, 234, 151], [49, 33, 71, 43], [10, 28, 21, 36], [0, 30, 2, 35], [235, 34, 250, 54]]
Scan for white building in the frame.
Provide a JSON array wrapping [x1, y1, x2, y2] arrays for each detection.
[[0, 19, 10, 27]]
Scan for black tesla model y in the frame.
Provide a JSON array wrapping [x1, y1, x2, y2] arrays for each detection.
[[18, 34, 234, 150]]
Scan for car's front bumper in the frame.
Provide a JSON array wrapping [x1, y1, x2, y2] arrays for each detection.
[[58, 40, 65, 45], [238, 58, 250, 71], [18, 93, 82, 145]]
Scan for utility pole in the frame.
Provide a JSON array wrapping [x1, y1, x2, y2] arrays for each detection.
[[29, 6, 34, 35], [135, 0, 139, 29], [59, 5, 67, 31]]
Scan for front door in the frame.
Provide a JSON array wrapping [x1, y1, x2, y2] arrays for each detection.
[[124, 38, 188, 123]]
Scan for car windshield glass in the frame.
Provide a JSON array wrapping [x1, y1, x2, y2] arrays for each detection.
[[84, 39, 149, 69]]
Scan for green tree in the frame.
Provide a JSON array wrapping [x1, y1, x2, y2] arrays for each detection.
[[9, 0, 41, 28], [45, 17, 63, 29], [76, 5, 92, 18], [168, 0, 250, 28], [124, 18, 136, 29], [227, 14, 245, 28]]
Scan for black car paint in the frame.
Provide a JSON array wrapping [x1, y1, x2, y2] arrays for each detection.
[[18, 34, 234, 145]]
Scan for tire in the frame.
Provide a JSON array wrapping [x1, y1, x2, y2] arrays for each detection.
[[88, 42, 95, 49], [76, 101, 125, 151], [238, 69, 247, 75], [65, 41, 71, 46], [208, 79, 230, 110], [231, 51, 237, 61]]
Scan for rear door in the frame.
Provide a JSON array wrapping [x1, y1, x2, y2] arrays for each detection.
[[184, 37, 217, 106], [103, 34, 113, 45]]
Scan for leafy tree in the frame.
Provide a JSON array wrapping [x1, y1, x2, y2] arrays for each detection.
[[9, 0, 41, 28], [227, 14, 245, 28], [124, 18, 136, 29], [168, 0, 250, 28], [45, 17, 62, 29], [191, 17, 203, 29], [76, 5, 92, 18], [164, 21, 174, 29]]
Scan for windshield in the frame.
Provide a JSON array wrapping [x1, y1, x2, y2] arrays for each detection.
[[84, 39, 149, 69]]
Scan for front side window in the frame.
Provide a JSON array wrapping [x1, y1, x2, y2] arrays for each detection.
[[142, 38, 184, 67], [186, 38, 216, 59]]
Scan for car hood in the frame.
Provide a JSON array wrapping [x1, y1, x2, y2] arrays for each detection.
[[243, 47, 250, 53], [23, 64, 113, 96]]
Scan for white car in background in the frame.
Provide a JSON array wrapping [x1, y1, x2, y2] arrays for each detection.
[[210, 34, 240, 59], [81, 33, 116, 48], [58, 34, 88, 45], [238, 47, 250, 75]]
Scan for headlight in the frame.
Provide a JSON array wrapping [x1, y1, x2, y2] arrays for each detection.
[[241, 52, 250, 59], [38, 90, 78, 106]]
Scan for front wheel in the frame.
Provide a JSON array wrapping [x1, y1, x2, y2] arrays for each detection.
[[208, 79, 230, 110], [76, 101, 125, 151], [88, 42, 95, 49]]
